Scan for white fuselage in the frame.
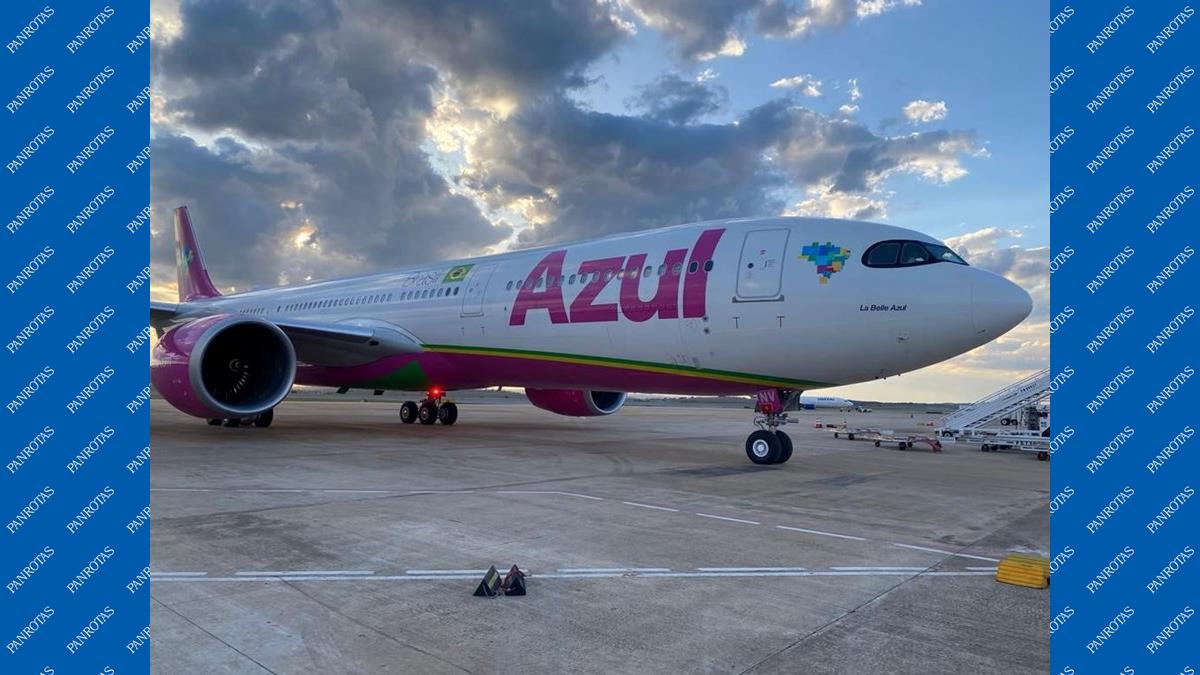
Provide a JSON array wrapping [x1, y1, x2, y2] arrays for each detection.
[[168, 217, 1031, 393]]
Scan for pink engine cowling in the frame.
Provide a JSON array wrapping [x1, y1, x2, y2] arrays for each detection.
[[151, 314, 296, 419], [524, 388, 627, 417]]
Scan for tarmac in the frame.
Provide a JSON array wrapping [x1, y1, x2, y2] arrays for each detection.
[[150, 397, 1049, 674]]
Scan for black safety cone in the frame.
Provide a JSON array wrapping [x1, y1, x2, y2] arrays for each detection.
[[501, 565, 526, 596], [473, 565, 502, 597]]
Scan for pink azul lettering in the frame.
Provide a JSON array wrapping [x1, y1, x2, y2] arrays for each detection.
[[509, 228, 725, 326]]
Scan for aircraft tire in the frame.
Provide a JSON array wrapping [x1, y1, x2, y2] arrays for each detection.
[[253, 409, 274, 428], [776, 431, 793, 464], [207, 419, 222, 426], [418, 402, 438, 425], [400, 401, 418, 424], [745, 430, 781, 464], [437, 402, 458, 425]]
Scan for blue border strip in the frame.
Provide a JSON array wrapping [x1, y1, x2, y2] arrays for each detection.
[[0, 3, 150, 671], [1050, 1, 1198, 671]]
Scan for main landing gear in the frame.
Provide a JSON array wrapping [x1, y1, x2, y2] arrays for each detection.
[[400, 388, 458, 426], [745, 389, 794, 465], [206, 408, 274, 428]]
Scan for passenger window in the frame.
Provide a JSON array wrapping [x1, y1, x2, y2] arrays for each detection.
[[569, 274, 577, 285], [644, 266, 652, 277], [900, 242, 929, 265], [703, 260, 713, 272], [657, 264, 665, 276], [688, 261, 699, 274], [867, 242, 901, 266], [672, 263, 683, 275]]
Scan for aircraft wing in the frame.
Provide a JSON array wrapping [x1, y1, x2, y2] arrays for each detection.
[[273, 317, 423, 366], [149, 303, 422, 366], [150, 301, 179, 327]]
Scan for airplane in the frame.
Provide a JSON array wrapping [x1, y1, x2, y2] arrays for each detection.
[[150, 206, 1032, 465], [797, 395, 854, 411]]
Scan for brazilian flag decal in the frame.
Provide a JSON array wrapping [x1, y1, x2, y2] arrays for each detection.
[[443, 264, 473, 283]]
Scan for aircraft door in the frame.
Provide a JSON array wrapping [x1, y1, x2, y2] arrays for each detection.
[[460, 263, 497, 317], [735, 228, 790, 301]]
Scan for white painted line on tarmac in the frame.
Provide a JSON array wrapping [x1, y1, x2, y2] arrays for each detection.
[[775, 525, 867, 541], [835, 562, 926, 566], [967, 566, 999, 571], [696, 567, 807, 572], [150, 487, 394, 494], [889, 542, 1001, 562], [319, 489, 396, 494], [495, 490, 604, 501], [622, 501, 680, 512], [405, 490, 477, 495], [406, 569, 492, 575], [151, 570, 997, 583], [235, 570, 375, 576], [921, 572, 997, 577], [558, 567, 671, 573], [149, 572, 208, 577], [695, 513, 760, 525]]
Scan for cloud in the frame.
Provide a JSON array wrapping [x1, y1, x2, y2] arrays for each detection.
[[786, 184, 889, 220], [150, 132, 510, 294], [149, 2, 525, 293], [626, 73, 728, 124], [769, 73, 823, 97], [624, 0, 922, 61], [857, 0, 922, 18], [457, 96, 981, 246], [902, 98, 948, 123]]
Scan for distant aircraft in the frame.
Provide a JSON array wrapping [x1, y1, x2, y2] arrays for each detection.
[[797, 395, 854, 411], [151, 207, 1031, 464]]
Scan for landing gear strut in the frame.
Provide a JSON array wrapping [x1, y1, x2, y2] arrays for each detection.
[[400, 388, 457, 426], [745, 389, 795, 465]]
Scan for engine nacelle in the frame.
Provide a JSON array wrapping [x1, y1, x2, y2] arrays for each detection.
[[524, 388, 627, 417], [151, 314, 296, 419]]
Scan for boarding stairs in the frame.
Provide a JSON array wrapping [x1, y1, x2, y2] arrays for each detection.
[[936, 368, 1052, 459]]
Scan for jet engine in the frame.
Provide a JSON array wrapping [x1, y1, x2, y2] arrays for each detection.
[[524, 388, 627, 417], [151, 314, 296, 419]]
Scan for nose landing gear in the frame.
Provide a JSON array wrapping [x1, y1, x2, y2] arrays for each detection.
[[745, 389, 795, 465], [400, 388, 458, 426]]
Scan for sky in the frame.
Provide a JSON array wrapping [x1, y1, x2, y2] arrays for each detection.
[[148, 0, 1049, 402]]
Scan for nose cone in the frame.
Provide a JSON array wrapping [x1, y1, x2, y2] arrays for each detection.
[[971, 272, 1032, 337]]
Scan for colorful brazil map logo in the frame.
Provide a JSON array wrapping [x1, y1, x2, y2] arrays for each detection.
[[799, 242, 850, 284]]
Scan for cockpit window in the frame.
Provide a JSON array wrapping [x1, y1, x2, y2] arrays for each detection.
[[866, 242, 900, 266], [862, 240, 969, 268], [900, 242, 928, 265], [924, 243, 968, 265]]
